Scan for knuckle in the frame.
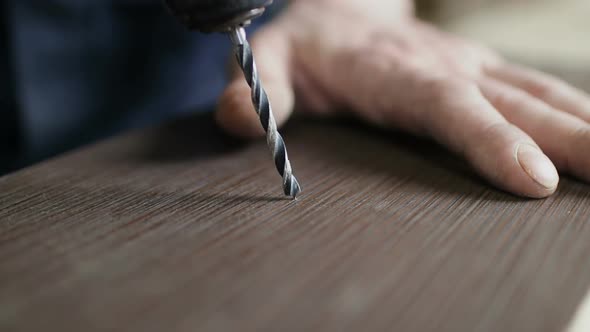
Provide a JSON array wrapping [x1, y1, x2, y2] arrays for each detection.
[[363, 36, 409, 65], [353, 40, 402, 73], [520, 70, 564, 99], [566, 126, 590, 172], [479, 122, 511, 141], [529, 80, 555, 100], [489, 88, 517, 110], [572, 126, 590, 146], [466, 122, 509, 154], [422, 76, 473, 104], [491, 93, 509, 110], [411, 75, 478, 140], [370, 41, 403, 60]]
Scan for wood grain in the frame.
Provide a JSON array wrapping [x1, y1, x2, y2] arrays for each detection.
[[2, 76, 590, 332]]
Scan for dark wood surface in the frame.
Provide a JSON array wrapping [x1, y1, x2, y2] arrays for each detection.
[[2, 72, 590, 332]]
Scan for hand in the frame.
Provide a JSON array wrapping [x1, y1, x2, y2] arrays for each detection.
[[217, 0, 590, 198]]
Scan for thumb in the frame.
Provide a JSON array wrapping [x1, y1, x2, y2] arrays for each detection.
[[216, 23, 295, 138]]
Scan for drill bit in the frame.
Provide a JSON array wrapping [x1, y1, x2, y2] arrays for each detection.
[[228, 26, 301, 199]]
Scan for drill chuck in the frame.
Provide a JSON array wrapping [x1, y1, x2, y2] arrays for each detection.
[[165, 0, 273, 32]]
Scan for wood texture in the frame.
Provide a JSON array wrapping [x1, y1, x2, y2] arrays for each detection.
[[2, 76, 590, 332]]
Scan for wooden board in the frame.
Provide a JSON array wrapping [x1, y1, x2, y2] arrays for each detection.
[[2, 114, 590, 332], [1, 72, 590, 331]]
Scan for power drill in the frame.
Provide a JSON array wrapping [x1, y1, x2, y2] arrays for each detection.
[[164, 0, 301, 199], [165, 0, 273, 32]]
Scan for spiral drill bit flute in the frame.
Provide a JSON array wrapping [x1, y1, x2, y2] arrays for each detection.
[[228, 27, 301, 198], [165, 0, 301, 198]]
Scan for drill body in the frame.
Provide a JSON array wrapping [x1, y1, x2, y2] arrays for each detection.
[[165, 0, 273, 32]]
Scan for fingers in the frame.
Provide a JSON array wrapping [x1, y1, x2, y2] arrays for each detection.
[[216, 23, 295, 138], [324, 40, 559, 197], [417, 78, 558, 197], [486, 63, 590, 123], [480, 78, 590, 182]]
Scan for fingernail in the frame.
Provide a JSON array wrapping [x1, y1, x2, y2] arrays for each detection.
[[516, 144, 559, 189]]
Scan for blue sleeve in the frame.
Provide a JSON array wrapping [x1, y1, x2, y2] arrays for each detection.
[[3, 0, 278, 167]]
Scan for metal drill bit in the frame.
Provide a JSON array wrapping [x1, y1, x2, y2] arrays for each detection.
[[228, 26, 301, 198]]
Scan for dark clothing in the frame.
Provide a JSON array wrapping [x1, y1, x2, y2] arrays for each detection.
[[1, 0, 271, 174]]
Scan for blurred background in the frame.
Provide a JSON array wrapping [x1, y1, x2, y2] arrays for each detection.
[[0, 0, 588, 176], [418, 0, 589, 78]]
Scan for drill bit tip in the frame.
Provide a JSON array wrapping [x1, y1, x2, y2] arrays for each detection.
[[287, 176, 302, 199]]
